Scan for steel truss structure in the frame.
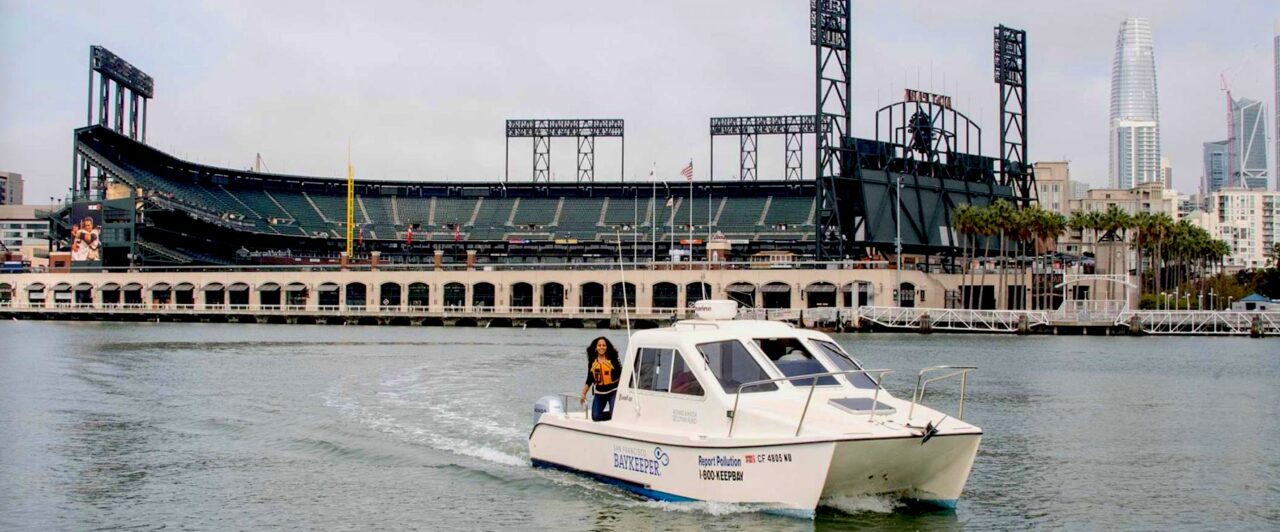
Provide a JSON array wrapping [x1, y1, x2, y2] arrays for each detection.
[[994, 25, 1035, 205], [505, 119, 624, 183], [812, 0, 853, 260], [709, 115, 823, 181]]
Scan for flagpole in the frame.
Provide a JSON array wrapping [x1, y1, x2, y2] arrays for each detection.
[[688, 159, 693, 264], [650, 164, 656, 263]]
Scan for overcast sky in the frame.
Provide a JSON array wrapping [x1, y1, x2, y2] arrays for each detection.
[[1, 0, 1277, 204]]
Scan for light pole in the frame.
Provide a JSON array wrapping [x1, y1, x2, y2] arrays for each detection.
[[894, 172, 903, 306]]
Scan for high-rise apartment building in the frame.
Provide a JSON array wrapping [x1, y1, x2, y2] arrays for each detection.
[[1273, 21, 1278, 190], [1230, 97, 1269, 190], [1191, 189, 1280, 269], [0, 172, 23, 205], [1109, 18, 1162, 190], [1203, 140, 1229, 194]]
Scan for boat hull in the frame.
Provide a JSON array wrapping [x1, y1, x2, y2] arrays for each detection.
[[529, 421, 981, 514], [823, 432, 981, 508]]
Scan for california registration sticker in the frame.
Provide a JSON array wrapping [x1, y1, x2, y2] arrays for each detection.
[[744, 455, 755, 464]]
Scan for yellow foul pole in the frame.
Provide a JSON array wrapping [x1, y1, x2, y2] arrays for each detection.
[[345, 142, 354, 255]]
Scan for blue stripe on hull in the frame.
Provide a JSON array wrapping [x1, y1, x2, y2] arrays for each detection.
[[530, 458, 698, 503]]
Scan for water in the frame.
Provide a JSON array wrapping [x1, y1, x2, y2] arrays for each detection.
[[1, 321, 1277, 530]]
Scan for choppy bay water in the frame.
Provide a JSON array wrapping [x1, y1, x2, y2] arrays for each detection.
[[0, 321, 1277, 530]]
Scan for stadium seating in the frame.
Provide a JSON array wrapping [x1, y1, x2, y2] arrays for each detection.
[[716, 197, 768, 229], [397, 197, 432, 226], [764, 197, 814, 226], [511, 198, 559, 227], [432, 198, 477, 228]]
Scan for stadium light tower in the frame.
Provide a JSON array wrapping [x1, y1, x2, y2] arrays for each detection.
[[813, 0, 853, 260]]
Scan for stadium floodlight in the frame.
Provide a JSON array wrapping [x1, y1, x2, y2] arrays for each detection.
[[91, 46, 154, 98]]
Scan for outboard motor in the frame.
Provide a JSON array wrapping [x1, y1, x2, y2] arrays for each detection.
[[533, 395, 565, 425]]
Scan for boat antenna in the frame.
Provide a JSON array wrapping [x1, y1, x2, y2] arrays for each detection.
[[615, 229, 632, 338], [615, 229, 640, 416]]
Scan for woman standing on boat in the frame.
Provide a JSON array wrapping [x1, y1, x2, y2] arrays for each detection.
[[580, 337, 621, 421]]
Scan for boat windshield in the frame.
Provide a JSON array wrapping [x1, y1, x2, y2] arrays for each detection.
[[811, 340, 877, 389], [695, 340, 777, 393], [753, 338, 838, 386]]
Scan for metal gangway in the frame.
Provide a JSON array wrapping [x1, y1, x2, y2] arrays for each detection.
[[1114, 310, 1280, 336], [855, 306, 1050, 333]]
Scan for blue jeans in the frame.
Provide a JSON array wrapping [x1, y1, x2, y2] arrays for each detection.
[[591, 391, 616, 421]]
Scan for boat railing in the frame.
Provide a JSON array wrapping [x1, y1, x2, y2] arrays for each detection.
[[908, 366, 977, 421], [558, 393, 590, 419], [727, 369, 895, 438]]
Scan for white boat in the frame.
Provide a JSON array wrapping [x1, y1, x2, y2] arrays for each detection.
[[529, 300, 982, 517]]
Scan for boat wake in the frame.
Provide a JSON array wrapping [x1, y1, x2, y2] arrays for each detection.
[[322, 364, 528, 468], [819, 494, 903, 514]]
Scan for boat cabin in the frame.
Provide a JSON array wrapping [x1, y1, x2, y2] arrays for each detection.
[[607, 308, 887, 438]]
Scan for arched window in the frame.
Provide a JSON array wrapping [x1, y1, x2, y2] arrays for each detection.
[[379, 282, 402, 309], [472, 282, 495, 310], [652, 282, 678, 309], [444, 282, 466, 308], [541, 282, 564, 310], [407, 283, 429, 309], [760, 282, 791, 309], [611, 282, 636, 310], [580, 282, 604, 311], [511, 282, 534, 310]]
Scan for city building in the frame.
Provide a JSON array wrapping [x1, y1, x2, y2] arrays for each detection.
[[1160, 157, 1172, 189], [0, 204, 53, 268], [1068, 181, 1180, 218], [1068, 180, 1089, 200], [1203, 140, 1229, 194], [1229, 97, 1269, 190], [0, 172, 23, 205], [1190, 188, 1280, 269], [1033, 161, 1071, 215], [1274, 20, 1278, 190], [1109, 18, 1162, 190]]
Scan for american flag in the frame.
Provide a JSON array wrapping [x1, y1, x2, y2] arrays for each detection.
[[680, 161, 694, 181]]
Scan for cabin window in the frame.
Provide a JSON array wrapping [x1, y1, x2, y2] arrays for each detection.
[[812, 340, 877, 389], [634, 348, 704, 397], [753, 338, 837, 386], [695, 340, 776, 394]]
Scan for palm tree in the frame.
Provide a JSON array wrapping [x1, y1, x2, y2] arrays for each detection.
[[1042, 212, 1067, 310], [952, 204, 976, 308], [988, 200, 1016, 309], [1131, 212, 1153, 299], [974, 205, 996, 309], [1099, 205, 1132, 302]]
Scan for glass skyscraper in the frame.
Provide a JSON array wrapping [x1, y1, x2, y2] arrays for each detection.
[[1203, 140, 1229, 194], [1109, 18, 1162, 189], [1230, 97, 1269, 190]]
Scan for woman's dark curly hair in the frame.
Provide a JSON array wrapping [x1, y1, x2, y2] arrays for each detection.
[[586, 336, 621, 365]]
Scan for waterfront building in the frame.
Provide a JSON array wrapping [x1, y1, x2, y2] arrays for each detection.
[[1229, 97, 1269, 190], [0, 172, 23, 205], [1192, 188, 1280, 269], [1109, 18, 1162, 190], [1274, 21, 1279, 190], [1203, 140, 1230, 194]]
